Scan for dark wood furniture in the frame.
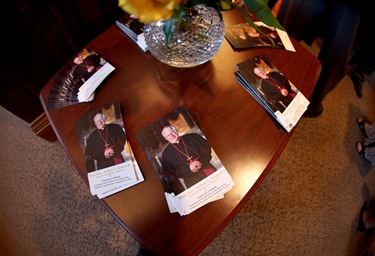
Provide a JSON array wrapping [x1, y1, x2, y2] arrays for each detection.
[[0, 0, 124, 125], [40, 10, 321, 256]]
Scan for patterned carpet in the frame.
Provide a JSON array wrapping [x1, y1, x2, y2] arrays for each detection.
[[1, 44, 375, 255]]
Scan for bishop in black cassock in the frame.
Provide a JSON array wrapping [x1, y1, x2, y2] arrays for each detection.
[[161, 132, 216, 189], [85, 123, 126, 171]]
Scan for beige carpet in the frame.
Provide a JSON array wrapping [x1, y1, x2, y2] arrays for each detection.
[[1, 44, 375, 255]]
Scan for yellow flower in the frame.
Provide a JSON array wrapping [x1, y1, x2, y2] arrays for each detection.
[[219, 0, 233, 10], [118, 0, 183, 23]]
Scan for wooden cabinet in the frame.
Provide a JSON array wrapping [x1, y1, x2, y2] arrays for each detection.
[[0, 0, 124, 127]]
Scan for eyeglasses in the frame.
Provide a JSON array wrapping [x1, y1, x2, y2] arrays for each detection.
[[94, 119, 104, 124], [163, 131, 176, 139]]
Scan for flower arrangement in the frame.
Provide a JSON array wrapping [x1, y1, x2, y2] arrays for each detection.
[[118, 0, 284, 45]]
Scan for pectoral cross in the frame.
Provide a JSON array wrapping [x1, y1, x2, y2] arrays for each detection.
[[170, 138, 194, 163], [104, 142, 109, 148]]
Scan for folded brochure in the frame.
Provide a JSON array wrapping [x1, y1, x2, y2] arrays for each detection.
[[47, 47, 115, 110], [236, 54, 309, 132], [135, 107, 235, 215], [76, 102, 144, 198]]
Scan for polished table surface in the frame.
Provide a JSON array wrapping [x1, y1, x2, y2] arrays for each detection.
[[40, 10, 321, 256]]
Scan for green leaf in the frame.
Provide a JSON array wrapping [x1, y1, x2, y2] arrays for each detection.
[[163, 19, 174, 47], [162, 5, 185, 47], [243, 0, 285, 31]]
